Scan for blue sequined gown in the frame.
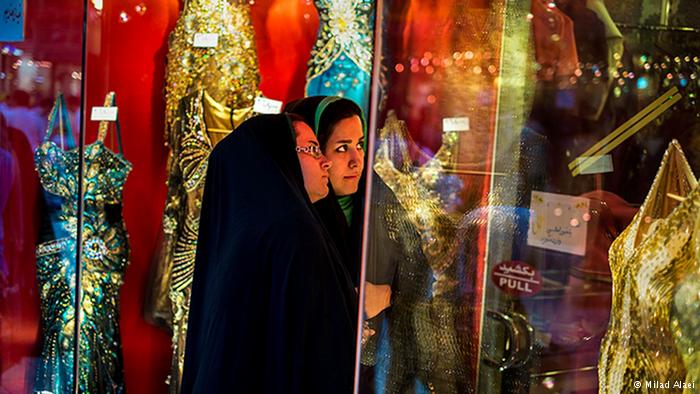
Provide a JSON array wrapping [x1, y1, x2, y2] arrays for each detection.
[[305, 0, 374, 114], [33, 93, 131, 394]]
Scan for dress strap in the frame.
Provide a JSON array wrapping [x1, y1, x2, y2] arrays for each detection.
[[44, 93, 75, 149], [96, 91, 124, 154]]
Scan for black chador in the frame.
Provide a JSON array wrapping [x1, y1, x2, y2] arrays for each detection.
[[181, 114, 357, 393]]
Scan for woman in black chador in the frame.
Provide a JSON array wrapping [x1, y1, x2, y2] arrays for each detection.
[[180, 114, 357, 393]]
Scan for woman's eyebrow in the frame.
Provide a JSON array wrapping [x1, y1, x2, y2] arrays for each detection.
[[333, 139, 353, 144]]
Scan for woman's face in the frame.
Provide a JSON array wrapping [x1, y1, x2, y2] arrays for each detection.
[[294, 121, 332, 203], [323, 115, 365, 196]]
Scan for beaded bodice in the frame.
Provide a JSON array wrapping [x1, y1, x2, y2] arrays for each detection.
[[599, 141, 699, 393], [33, 93, 131, 394]]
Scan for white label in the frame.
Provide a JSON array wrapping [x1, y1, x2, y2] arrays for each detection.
[[193, 33, 219, 48], [527, 191, 590, 256], [90, 106, 118, 121], [442, 117, 470, 132], [575, 155, 614, 175], [253, 97, 283, 114]]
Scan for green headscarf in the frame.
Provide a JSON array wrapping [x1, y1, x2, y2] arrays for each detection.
[[285, 96, 367, 226]]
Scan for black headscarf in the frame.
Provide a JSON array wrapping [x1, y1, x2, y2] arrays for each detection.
[[180, 114, 356, 394], [284, 97, 367, 285]]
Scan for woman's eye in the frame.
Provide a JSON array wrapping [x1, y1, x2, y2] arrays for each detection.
[[336, 145, 348, 153], [357, 143, 364, 150]]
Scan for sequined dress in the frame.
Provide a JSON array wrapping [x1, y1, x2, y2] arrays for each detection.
[[671, 206, 700, 393], [34, 93, 131, 394], [155, 1, 259, 390], [372, 112, 470, 393], [306, 0, 374, 113], [599, 140, 699, 393], [167, 90, 251, 392], [147, 0, 260, 329]]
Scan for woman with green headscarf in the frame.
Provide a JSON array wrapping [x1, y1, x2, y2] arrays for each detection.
[[286, 97, 444, 392], [285, 97, 363, 275], [285, 96, 392, 319]]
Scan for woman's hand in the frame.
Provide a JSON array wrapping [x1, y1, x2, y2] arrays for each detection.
[[361, 321, 376, 346], [364, 282, 392, 319]]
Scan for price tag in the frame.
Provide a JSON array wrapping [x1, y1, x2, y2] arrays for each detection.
[[527, 191, 590, 256], [193, 33, 219, 48], [254, 97, 283, 114], [91, 106, 118, 121], [442, 117, 470, 132], [574, 155, 614, 175]]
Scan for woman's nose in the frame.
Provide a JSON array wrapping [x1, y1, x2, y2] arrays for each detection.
[[349, 148, 362, 167]]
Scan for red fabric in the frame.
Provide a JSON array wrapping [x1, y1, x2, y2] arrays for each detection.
[[0, 127, 42, 392], [531, 0, 580, 80], [251, 0, 319, 102]]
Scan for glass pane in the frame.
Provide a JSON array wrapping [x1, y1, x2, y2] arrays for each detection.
[[360, 0, 505, 391], [79, 1, 178, 392], [78, 0, 349, 393], [360, 0, 700, 392], [0, 0, 84, 392]]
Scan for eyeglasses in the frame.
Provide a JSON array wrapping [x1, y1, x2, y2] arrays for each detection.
[[296, 145, 323, 159]]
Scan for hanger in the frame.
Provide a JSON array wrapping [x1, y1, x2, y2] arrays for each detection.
[[442, 167, 507, 177], [667, 192, 686, 202], [617, 23, 700, 34]]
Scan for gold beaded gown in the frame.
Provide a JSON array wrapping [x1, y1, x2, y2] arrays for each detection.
[[166, 90, 251, 392], [148, 0, 259, 391], [598, 140, 699, 393], [671, 204, 700, 393], [372, 112, 471, 393], [148, 0, 260, 328]]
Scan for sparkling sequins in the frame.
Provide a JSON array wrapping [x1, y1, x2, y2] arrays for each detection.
[[159, 90, 252, 392], [161, 3, 260, 384], [36, 237, 72, 257], [599, 141, 700, 393], [306, 0, 373, 111], [164, 0, 259, 147], [33, 95, 131, 393], [84, 237, 108, 260]]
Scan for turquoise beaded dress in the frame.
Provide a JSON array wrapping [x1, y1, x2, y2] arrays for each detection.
[[305, 0, 374, 114], [33, 93, 131, 394]]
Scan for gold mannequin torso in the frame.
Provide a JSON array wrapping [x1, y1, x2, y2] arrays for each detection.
[[599, 140, 699, 393]]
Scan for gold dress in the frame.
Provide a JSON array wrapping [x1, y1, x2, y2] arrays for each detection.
[[146, 0, 260, 328], [373, 112, 469, 393], [152, 1, 259, 390], [598, 140, 699, 393], [167, 90, 252, 392], [671, 215, 700, 393]]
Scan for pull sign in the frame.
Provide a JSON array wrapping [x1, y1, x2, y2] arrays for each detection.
[[193, 33, 219, 48], [442, 117, 470, 132], [91, 106, 118, 121], [492, 261, 542, 297], [254, 97, 283, 114]]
